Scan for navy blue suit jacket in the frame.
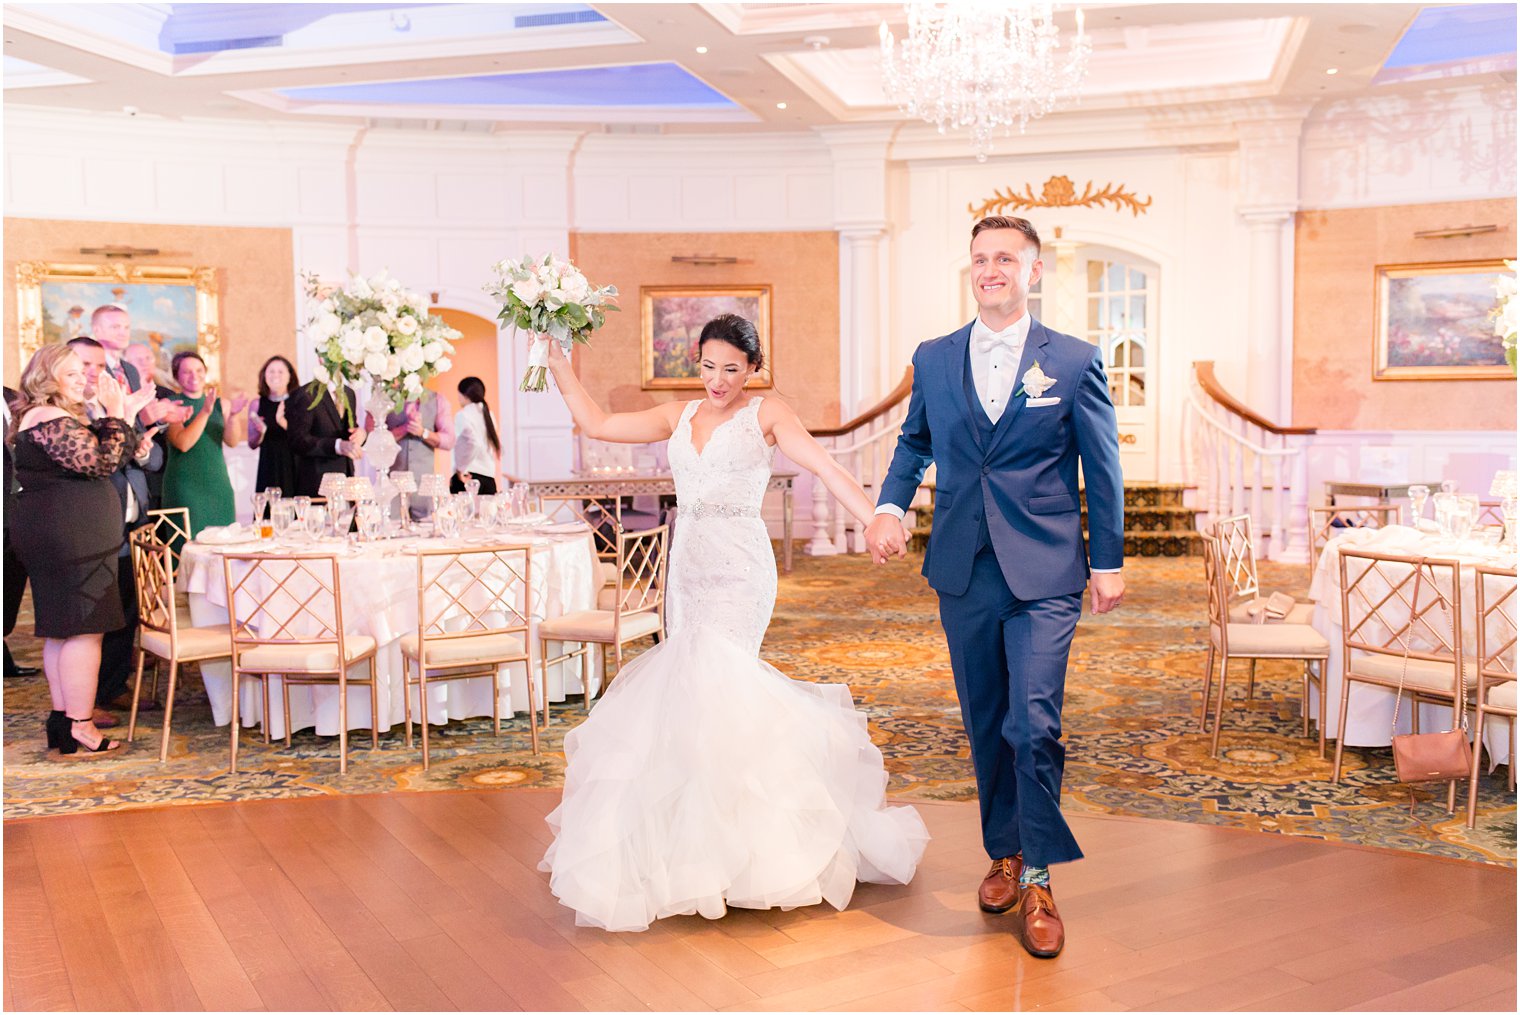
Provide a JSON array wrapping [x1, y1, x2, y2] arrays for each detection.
[[878, 319, 1125, 600]]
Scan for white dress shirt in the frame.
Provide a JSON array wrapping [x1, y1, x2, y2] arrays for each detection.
[[452, 402, 498, 478]]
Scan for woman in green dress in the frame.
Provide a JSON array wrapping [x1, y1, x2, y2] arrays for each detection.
[[163, 351, 249, 542]]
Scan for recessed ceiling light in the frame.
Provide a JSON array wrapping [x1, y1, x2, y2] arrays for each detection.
[[776, 102, 787, 109], [1326, 67, 1339, 75], [695, 46, 708, 54]]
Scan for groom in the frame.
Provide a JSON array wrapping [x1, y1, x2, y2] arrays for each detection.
[[866, 215, 1125, 958]]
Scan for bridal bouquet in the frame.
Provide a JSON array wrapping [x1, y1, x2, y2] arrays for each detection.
[[485, 254, 618, 391], [302, 269, 460, 421]]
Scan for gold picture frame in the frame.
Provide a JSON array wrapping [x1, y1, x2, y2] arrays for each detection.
[[14, 261, 222, 385], [640, 285, 772, 390], [1373, 259, 1513, 381]]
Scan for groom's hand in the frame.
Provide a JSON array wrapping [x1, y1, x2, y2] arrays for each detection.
[[1090, 572, 1126, 614], [865, 514, 908, 564]]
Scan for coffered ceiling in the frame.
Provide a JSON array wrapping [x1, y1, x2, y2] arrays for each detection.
[[2, 3, 1513, 134]]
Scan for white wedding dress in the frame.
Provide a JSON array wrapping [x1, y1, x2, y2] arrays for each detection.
[[539, 396, 929, 932]]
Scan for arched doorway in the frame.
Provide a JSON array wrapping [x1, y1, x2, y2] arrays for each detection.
[[424, 307, 499, 474]]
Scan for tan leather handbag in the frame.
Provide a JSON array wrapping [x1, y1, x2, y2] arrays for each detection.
[[1389, 560, 1472, 804]]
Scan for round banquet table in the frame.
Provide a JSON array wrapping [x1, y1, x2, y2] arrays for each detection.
[[1307, 523, 1516, 766], [180, 527, 600, 739]]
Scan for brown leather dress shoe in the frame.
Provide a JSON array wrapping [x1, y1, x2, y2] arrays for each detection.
[[978, 855, 1023, 913], [1016, 884, 1065, 958]]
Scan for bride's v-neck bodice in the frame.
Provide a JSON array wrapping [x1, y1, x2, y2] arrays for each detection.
[[664, 397, 777, 654]]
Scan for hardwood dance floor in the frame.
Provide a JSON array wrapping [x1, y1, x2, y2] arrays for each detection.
[[4, 792, 1514, 1012]]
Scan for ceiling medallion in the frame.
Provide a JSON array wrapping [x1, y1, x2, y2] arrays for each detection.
[[968, 175, 1153, 218], [880, 2, 1091, 162]]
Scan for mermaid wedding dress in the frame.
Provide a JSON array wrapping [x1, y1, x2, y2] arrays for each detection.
[[539, 396, 929, 932]]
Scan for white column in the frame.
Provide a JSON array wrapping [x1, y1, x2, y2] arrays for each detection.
[[1241, 209, 1293, 419]]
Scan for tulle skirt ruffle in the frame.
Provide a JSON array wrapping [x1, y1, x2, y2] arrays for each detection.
[[539, 627, 929, 932]]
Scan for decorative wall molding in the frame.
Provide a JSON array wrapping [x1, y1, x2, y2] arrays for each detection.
[[968, 175, 1153, 218]]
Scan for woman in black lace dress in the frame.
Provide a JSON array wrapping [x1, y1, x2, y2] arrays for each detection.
[[9, 344, 151, 756]]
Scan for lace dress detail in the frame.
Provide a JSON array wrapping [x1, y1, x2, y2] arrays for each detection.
[[19, 415, 134, 477], [665, 397, 776, 654], [539, 395, 928, 933]]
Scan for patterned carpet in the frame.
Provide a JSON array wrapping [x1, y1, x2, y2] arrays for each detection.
[[4, 550, 1514, 866]]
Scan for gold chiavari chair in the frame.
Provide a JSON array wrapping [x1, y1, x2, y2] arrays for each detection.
[[222, 552, 378, 774], [1201, 534, 1331, 757], [1333, 550, 1469, 806], [1468, 564, 1516, 827], [400, 544, 538, 767], [541, 493, 625, 608], [537, 525, 668, 730], [1213, 514, 1314, 627], [126, 528, 234, 762], [1308, 503, 1401, 563], [145, 506, 192, 577], [1476, 499, 1505, 529]]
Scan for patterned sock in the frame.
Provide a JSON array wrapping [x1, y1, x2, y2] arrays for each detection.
[[1019, 864, 1050, 889]]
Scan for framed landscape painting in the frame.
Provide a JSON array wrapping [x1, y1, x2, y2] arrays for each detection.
[[14, 261, 222, 385], [1373, 259, 1512, 380], [640, 285, 772, 390]]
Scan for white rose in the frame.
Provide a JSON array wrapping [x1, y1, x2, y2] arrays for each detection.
[[559, 272, 589, 302], [320, 311, 342, 335], [340, 335, 366, 364], [404, 372, 423, 395], [399, 343, 426, 372], [312, 361, 331, 385], [434, 356, 452, 374], [397, 315, 418, 336], [364, 351, 389, 377], [376, 311, 395, 331], [511, 276, 545, 306], [307, 317, 333, 343], [350, 275, 373, 300], [421, 341, 443, 364], [380, 354, 401, 381], [363, 325, 388, 352]]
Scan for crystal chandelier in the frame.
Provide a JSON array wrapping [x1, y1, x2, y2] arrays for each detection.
[[880, 2, 1091, 162]]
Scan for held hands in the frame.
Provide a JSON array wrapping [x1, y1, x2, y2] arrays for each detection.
[[1090, 572, 1126, 614], [865, 514, 910, 565], [339, 427, 368, 459]]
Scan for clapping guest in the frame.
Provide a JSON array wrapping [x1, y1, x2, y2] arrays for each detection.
[[371, 389, 453, 517], [451, 376, 501, 494], [8, 344, 154, 756], [285, 380, 366, 498], [164, 351, 247, 540], [247, 355, 299, 495]]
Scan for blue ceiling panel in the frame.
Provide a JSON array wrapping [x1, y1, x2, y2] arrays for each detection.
[[277, 63, 737, 109], [1378, 4, 1517, 82]]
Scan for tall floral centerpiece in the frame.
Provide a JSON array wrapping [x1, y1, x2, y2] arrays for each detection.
[[301, 269, 460, 423], [485, 255, 618, 391], [1494, 259, 1517, 372]]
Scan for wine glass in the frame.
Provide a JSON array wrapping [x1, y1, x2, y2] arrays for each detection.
[[252, 490, 270, 536], [291, 496, 311, 524], [1406, 484, 1430, 527], [304, 504, 328, 541], [477, 495, 501, 529], [1450, 499, 1476, 541], [454, 491, 476, 526], [391, 470, 417, 528], [270, 501, 295, 540], [358, 503, 383, 542], [1432, 493, 1456, 538], [434, 498, 460, 539]]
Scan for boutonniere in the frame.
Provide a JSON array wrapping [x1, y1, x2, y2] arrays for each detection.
[[1015, 361, 1057, 399]]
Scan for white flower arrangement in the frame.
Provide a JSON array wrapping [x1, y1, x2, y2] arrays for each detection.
[[1494, 259, 1517, 372], [484, 254, 618, 392], [302, 269, 460, 422]]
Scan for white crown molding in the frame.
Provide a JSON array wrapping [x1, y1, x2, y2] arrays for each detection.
[[4, 3, 173, 76], [698, 2, 900, 36], [224, 88, 762, 126]]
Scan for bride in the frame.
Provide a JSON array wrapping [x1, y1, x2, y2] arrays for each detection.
[[537, 314, 929, 932]]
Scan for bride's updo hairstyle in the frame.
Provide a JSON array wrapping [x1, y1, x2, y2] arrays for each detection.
[[698, 314, 764, 372]]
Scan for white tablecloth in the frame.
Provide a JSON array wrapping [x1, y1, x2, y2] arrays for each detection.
[[1308, 524, 1516, 764], [181, 529, 599, 738]]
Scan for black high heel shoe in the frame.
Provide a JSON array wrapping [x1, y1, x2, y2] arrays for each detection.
[[58, 716, 123, 756], [44, 710, 69, 750]]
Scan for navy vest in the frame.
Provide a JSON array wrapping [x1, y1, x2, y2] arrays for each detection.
[[961, 347, 995, 555]]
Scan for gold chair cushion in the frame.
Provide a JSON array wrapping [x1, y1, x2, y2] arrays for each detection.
[[1481, 679, 1516, 710], [1348, 652, 1477, 695], [399, 630, 526, 667], [538, 609, 662, 643], [237, 635, 378, 673], [1221, 622, 1330, 657], [140, 624, 231, 662], [1227, 598, 1315, 625]]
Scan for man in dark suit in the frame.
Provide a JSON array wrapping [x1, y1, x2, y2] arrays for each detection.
[[3, 385, 39, 677], [867, 216, 1125, 959], [69, 337, 166, 714], [285, 383, 367, 497]]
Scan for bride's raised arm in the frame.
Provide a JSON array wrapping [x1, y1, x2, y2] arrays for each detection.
[[544, 338, 682, 445], [760, 398, 897, 542]]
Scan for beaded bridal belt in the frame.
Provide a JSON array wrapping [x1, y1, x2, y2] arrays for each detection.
[[681, 501, 761, 520]]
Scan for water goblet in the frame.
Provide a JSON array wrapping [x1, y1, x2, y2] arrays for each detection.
[[1406, 484, 1430, 527], [1432, 493, 1456, 538], [454, 491, 476, 526], [358, 503, 383, 542], [434, 498, 460, 540], [477, 495, 501, 529], [304, 504, 328, 541], [1450, 502, 1476, 541], [391, 470, 417, 528], [270, 501, 295, 540]]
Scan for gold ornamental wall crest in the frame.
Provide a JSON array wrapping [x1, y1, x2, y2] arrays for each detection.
[[969, 175, 1153, 219]]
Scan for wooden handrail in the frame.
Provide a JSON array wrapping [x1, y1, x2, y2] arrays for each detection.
[[1193, 361, 1316, 436], [809, 368, 915, 438]]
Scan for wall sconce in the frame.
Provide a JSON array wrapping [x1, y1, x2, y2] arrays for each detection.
[[1413, 224, 1498, 239], [78, 245, 160, 259], [670, 255, 738, 266]]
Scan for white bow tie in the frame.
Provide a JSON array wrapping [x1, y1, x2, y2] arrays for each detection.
[[975, 328, 1023, 354]]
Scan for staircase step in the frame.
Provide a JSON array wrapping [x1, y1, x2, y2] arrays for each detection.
[[1124, 529, 1206, 558]]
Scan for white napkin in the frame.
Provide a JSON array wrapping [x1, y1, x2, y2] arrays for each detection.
[[197, 524, 260, 545]]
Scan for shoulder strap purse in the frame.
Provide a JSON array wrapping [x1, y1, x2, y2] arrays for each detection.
[[1389, 559, 1472, 811]]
